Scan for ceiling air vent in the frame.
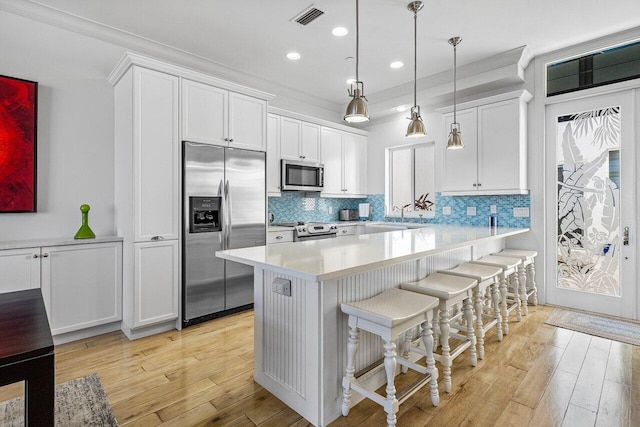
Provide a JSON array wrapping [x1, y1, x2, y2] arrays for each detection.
[[292, 5, 325, 26]]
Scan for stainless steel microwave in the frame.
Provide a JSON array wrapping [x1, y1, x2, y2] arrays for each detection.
[[281, 159, 324, 192]]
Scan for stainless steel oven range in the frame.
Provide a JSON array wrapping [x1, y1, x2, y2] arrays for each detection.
[[274, 221, 338, 241]]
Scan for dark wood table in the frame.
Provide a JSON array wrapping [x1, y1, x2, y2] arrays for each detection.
[[0, 289, 55, 426]]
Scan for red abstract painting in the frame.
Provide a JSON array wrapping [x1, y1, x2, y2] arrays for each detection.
[[0, 75, 37, 212]]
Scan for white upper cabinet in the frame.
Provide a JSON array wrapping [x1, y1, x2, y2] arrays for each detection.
[[182, 80, 228, 146], [441, 90, 531, 195], [300, 122, 321, 163], [321, 127, 367, 198], [134, 67, 180, 241], [343, 133, 367, 197], [279, 117, 320, 162], [320, 127, 343, 194], [478, 99, 526, 191], [267, 113, 281, 194], [442, 107, 478, 192], [182, 79, 266, 151], [229, 92, 267, 151], [280, 116, 302, 160]]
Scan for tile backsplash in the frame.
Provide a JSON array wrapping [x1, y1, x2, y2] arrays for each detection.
[[269, 192, 531, 227]]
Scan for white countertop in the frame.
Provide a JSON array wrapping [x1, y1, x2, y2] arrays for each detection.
[[217, 225, 529, 281], [267, 226, 294, 232], [0, 236, 123, 250]]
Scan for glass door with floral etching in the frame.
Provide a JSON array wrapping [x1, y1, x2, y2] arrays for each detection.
[[546, 91, 636, 318]]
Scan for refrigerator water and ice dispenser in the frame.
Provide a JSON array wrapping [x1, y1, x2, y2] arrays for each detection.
[[189, 196, 221, 233]]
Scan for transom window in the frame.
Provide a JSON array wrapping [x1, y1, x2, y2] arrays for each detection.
[[547, 40, 640, 96]]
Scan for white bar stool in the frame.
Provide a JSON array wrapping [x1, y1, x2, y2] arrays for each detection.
[[470, 255, 523, 335], [493, 249, 538, 315], [438, 263, 504, 360], [401, 272, 478, 393], [341, 288, 440, 427]]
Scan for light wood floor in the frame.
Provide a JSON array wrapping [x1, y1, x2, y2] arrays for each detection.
[[1, 304, 638, 426]]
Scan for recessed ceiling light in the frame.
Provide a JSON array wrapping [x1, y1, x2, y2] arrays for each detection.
[[390, 61, 404, 69], [286, 52, 301, 60], [346, 78, 356, 85], [332, 26, 348, 37], [396, 105, 409, 112]]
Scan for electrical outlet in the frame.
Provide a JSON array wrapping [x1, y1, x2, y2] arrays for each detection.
[[328, 207, 333, 214], [443, 206, 452, 215], [490, 205, 497, 214], [272, 278, 291, 296], [467, 206, 476, 216], [513, 207, 530, 218]]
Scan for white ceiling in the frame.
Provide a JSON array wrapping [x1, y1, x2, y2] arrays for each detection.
[[27, 0, 640, 111]]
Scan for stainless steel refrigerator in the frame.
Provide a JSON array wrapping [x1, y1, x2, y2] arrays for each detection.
[[182, 141, 266, 326]]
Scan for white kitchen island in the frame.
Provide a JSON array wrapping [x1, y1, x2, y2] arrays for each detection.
[[216, 225, 529, 426]]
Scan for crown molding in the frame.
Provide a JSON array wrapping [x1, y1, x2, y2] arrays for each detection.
[[366, 46, 532, 120], [108, 52, 276, 101], [268, 107, 368, 136]]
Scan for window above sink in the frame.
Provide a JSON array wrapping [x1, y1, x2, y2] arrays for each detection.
[[385, 141, 436, 220]]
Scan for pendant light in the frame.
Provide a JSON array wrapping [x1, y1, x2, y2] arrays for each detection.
[[406, 1, 425, 138], [344, 0, 369, 123], [447, 36, 464, 149]]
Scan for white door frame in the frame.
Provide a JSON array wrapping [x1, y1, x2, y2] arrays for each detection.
[[544, 88, 637, 319]]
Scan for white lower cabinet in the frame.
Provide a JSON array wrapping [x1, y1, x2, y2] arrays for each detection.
[[132, 240, 179, 328], [336, 225, 361, 237], [267, 230, 293, 244], [0, 248, 40, 293], [0, 240, 123, 337], [41, 242, 122, 335]]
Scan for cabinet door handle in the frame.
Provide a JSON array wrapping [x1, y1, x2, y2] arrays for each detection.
[[623, 226, 630, 245], [33, 254, 39, 259], [224, 138, 229, 142], [473, 183, 477, 187], [477, 183, 482, 187], [275, 235, 283, 240], [151, 236, 164, 241], [42, 253, 49, 258], [229, 138, 234, 142]]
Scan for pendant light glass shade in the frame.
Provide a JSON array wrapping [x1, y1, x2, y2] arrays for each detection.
[[405, 1, 425, 138], [344, 0, 369, 123], [446, 36, 463, 149]]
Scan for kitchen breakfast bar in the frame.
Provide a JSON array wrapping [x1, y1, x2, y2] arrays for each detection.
[[216, 225, 529, 426]]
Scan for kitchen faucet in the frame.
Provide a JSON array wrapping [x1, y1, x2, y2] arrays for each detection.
[[393, 204, 411, 222]]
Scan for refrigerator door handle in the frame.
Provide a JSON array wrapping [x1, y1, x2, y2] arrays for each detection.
[[220, 179, 227, 249], [226, 179, 232, 248]]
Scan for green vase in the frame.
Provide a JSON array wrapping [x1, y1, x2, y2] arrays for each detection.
[[74, 204, 96, 239]]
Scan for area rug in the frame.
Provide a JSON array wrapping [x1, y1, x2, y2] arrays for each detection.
[[545, 307, 640, 346], [0, 373, 118, 426]]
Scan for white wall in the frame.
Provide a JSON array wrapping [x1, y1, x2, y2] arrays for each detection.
[[0, 10, 339, 241], [0, 11, 123, 240]]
